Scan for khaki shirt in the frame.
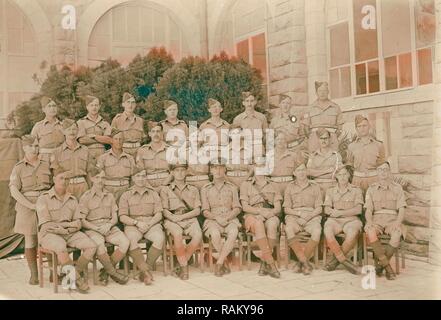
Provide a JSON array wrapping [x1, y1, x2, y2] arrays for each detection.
[[283, 180, 323, 212], [347, 137, 386, 172], [271, 151, 298, 177], [78, 188, 117, 224], [36, 188, 80, 228], [365, 182, 407, 213], [269, 112, 305, 144], [232, 110, 268, 131], [9, 158, 52, 193], [201, 181, 242, 216], [160, 119, 188, 144], [97, 149, 136, 180], [324, 184, 363, 210], [240, 178, 282, 208], [306, 100, 343, 130], [160, 183, 201, 212], [31, 118, 65, 149], [77, 115, 111, 144], [111, 112, 145, 143], [307, 150, 342, 179], [118, 186, 162, 219], [51, 142, 94, 178], [226, 144, 253, 172], [199, 118, 230, 146], [136, 142, 169, 174]]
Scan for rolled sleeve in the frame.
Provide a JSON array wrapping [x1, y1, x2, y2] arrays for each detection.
[[9, 166, 22, 190], [36, 196, 51, 227], [118, 192, 130, 217]]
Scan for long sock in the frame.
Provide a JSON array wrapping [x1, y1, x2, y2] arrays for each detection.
[[97, 254, 117, 273], [341, 236, 358, 258], [217, 235, 236, 264], [326, 238, 346, 262], [75, 256, 90, 274], [174, 242, 187, 266], [288, 238, 306, 263], [370, 240, 389, 266], [304, 239, 319, 260], [146, 246, 163, 269], [185, 238, 201, 261], [129, 248, 149, 272], [110, 249, 126, 266], [385, 244, 397, 260], [25, 248, 38, 279], [255, 238, 274, 264]]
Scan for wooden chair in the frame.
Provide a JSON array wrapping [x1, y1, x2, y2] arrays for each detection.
[[362, 233, 406, 274], [38, 246, 92, 293], [245, 232, 282, 270], [207, 232, 245, 272], [281, 223, 319, 269], [322, 232, 364, 267], [166, 232, 205, 275]]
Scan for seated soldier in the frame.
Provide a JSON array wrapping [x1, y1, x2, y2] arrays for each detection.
[[364, 161, 407, 280], [119, 170, 165, 285], [160, 163, 203, 280], [323, 165, 362, 274], [283, 162, 323, 276], [201, 158, 242, 277], [239, 157, 281, 278], [78, 170, 129, 286], [36, 169, 97, 293]]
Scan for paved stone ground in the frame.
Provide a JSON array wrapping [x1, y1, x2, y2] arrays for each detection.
[[0, 254, 440, 300]]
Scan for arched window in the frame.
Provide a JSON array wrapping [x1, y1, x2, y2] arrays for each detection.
[[0, 0, 38, 123], [88, 1, 189, 67]]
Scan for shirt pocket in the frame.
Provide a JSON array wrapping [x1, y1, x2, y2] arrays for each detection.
[[36, 170, 51, 185], [21, 170, 35, 188], [385, 192, 398, 209], [77, 152, 88, 172]]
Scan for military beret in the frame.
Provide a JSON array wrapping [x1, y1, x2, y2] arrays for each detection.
[[163, 100, 178, 110], [241, 91, 255, 100], [83, 95, 99, 106], [122, 92, 135, 103], [40, 96, 54, 108], [293, 161, 307, 171], [207, 98, 221, 108], [355, 114, 369, 126], [110, 127, 123, 137], [315, 128, 331, 138], [314, 81, 328, 91], [61, 119, 77, 130], [279, 94, 292, 103], [21, 135, 37, 146]]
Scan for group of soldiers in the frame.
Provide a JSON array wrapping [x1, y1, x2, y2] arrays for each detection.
[[9, 81, 406, 294]]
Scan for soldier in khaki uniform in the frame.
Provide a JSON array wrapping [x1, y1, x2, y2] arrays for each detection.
[[347, 115, 386, 194], [111, 92, 145, 156], [31, 97, 64, 162], [51, 119, 94, 200], [240, 158, 281, 278], [9, 135, 52, 285], [136, 122, 171, 188], [36, 170, 97, 293], [77, 95, 112, 162], [78, 170, 129, 286], [269, 95, 307, 152], [97, 129, 137, 201], [307, 128, 342, 197], [201, 158, 242, 276], [160, 100, 188, 146], [305, 82, 343, 153], [283, 163, 323, 275], [199, 98, 230, 150], [225, 126, 253, 188], [160, 163, 203, 280], [119, 170, 164, 285], [323, 165, 362, 274], [364, 161, 407, 280]]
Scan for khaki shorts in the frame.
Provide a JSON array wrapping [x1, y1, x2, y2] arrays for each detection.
[[285, 215, 322, 241], [164, 218, 202, 239], [324, 217, 362, 236], [40, 231, 96, 254], [125, 223, 165, 249], [203, 218, 240, 236], [84, 226, 128, 248], [365, 213, 406, 238]]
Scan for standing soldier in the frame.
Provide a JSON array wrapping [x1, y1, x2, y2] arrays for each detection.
[[160, 163, 203, 280], [119, 170, 164, 285], [364, 161, 406, 280], [239, 157, 281, 278], [78, 170, 129, 286], [160, 100, 188, 146], [283, 163, 323, 275], [201, 158, 242, 277], [269, 95, 307, 153], [225, 126, 253, 188], [323, 165, 362, 274], [136, 122, 170, 189], [36, 170, 97, 293], [307, 128, 342, 198], [51, 119, 94, 200], [347, 115, 386, 194], [199, 98, 230, 151], [97, 129, 136, 202], [111, 92, 145, 157], [305, 81, 343, 153], [77, 95, 112, 162], [9, 135, 52, 285], [31, 96, 64, 163]]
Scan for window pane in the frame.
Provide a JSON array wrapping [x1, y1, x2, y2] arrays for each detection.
[[330, 23, 350, 67], [126, 6, 140, 42], [381, 0, 411, 57], [340, 66, 351, 97], [112, 6, 126, 42], [353, 0, 378, 62], [418, 48, 433, 85], [356, 63, 367, 95], [385, 56, 398, 90], [236, 39, 249, 64], [368, 60, 379, 93], [399, 53, 412, 88], [330, 69, 340, 99], [252, 33, 267, 81], [415, 0, 435, 48]]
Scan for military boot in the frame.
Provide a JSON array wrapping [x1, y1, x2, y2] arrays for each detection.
[[266, 262, 281, 279], [324, 256, 339, 272], [258, 262, 267, 276]]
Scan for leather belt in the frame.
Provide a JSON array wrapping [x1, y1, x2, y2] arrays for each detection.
[[354, 170, 378, 178], [123, 142, 141, 148], [270, 176, 294, 183], [104, 179, 130, 187], [186, 175, 209, 182], [374, 209, 397, 215], [226, 171, 248, 177], [69, 176, 86, 184], [39, 148, 56, 154], [146, 172, 169, 180]]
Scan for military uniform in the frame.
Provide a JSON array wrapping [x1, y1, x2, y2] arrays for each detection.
[[225, 144, 252, 188], [51, 142, 94, 199], [31, 119, 64, 162], [347, 137, 386, 193], [160, 118, 188, 146], [97, 149, 136, 201], [136, 141, 170, 188], [77, 114, 111, 161], [269, 111, 307, 151], [111, 112, 145, 156], [306, 149, 342, 197], [199, 118, 230, 148], [268, 151, 298, 194], [232, 110, 268, 153]]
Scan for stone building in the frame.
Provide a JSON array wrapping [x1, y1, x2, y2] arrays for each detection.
[[0, 0, 439, 263]]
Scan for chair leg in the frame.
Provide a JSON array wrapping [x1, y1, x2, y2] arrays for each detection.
[[395, 249, 400, 275], [92, 255, 98, 285], [199, 242, 204, 273], [246, 234, 251, 271], [314, 245, 319, 268], [276, 244, 281, 269], [285, 236, 290, 269], [353, 241, 358, 265], [52, 253, 58, 294], [363, 233, 368, 266], [238, 240, 243, 271], [208, 240, 213, 272], [162, 243, 167, 276], [323, 239, 327, 267], [38, 249, 44, 288]]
